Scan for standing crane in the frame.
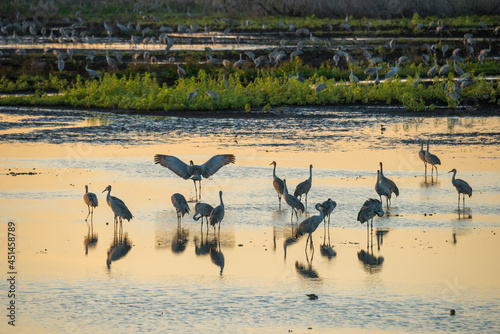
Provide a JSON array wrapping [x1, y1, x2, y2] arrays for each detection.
[[375, 170, 391, 209], [209, 191, 225, 235], [283, 179, 305, 223], [425, 139, 441, 177], [448, 169, 472, 210], [154, 154, 235, 201], [102, 185, 133, 234], [171, 193, 190, 225], [295, 203, 325, 251], [379, 162, 399, 202], [419, 140, 427, 175], [357, 198, 384, 234], [193, 202, 214, 231], [294, 164, 313, 208], [83, 185, 98, 221], [270, 161, 284, 209]]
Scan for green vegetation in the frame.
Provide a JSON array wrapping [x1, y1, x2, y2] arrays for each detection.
[[1, 67, 497, 112]]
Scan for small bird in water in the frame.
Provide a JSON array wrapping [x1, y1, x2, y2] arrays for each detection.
[[306, 294, 318, 300]]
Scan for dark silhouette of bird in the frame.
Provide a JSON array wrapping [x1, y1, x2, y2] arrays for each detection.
[[448, 168, 472, 210], [375, 170, 391, 209], [102, 185, 133, 232], [321, 198, 337, 228], [171, 193, 190, 225], [357, 198, 384, 233], [294, 164, 313, 208], [270, 161, 284, 209], [283, 179, 305, 223], [154, 154, 235, 201], [209, 191, 225, 235], [83, 185, 98, 221], [425, 140, 441, 177], [379, 162, 399, 202], [295, 203, 325, 251], [193, 202, 214, 231], [306, 294, 318, 300]]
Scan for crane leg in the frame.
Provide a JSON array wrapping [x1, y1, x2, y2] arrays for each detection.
[[85, 205, 91, 221]]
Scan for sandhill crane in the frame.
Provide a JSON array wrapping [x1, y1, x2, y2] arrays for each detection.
[[83, 185, 98, 221], [379, 162, 399, 201], [56, 59, 64, 73], [209, 191, 224, 235], [193, 202, 214, 231], [294, 164, 313, 208], [85, 64, 100, 77], [439, 60, 449, 76], [427, 59, 438, 77], [154, 154, 235, 201], [283, 179, 305, 223], [349, 69, 359, 83], [270, 161, 284, 209], [315, 83, 327, 93], [233, 54, 244, 68], [171, 193, 190, 225], [205, 90, 219, 106], [102, 185, 133, 233], [448, 169, 472, 210], [188, 88, 197, 100], [453, 60, 464, 76], [295, 203, 325, 251], [357, 198, 384, 233], [418, 140, 427, 174], [374, 71, 380, 85], [177, 64, 186, 78], [375, 170, 391, 209], [425, 140, 441, 177], [321, 198, 337, 243], [105, 50, 117, 67]]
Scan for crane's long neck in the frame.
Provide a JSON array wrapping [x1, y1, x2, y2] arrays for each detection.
[[272, 163, 277, 178], [426, 141, 430, 152], [379, 163, 384, 177], [309, 165, 312, 181], [452, 170, 457, 181], [85, 185, 88, 194], [283, 181, 288, 194], [377, 170, 381, 183], [420, 142, 424, 151], [219, 192, 224, 207]]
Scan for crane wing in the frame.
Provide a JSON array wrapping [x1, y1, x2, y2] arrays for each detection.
[[200, 154, 235, 178], [154, 154, 192, 179]]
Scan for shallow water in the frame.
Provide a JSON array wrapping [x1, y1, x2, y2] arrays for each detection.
[[0, 106, 499, 333]]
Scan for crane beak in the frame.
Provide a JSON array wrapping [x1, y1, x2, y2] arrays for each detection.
[[447, 170, 453, 173]]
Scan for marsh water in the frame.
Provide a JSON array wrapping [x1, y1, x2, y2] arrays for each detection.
[[0, 105, 499, 333]]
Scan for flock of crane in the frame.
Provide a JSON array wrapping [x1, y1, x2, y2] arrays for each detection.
[[1, 11, 497, 105], [83, 142, 473, 251]]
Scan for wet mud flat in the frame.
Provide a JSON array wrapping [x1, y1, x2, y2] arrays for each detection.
[[0, 105, 500, 332]]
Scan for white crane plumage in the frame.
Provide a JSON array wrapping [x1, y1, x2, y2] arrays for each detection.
[[448, 169, 472, 210], [83, 185, 98, 221], [154, 154, 235, 201]]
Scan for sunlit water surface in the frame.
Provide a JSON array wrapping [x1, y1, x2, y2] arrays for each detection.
[[0, 106, 499, 333]]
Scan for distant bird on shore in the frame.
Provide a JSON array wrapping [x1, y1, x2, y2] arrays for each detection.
[[83, 185, 98, 221], [270, 161, 284, 209], [448, 169, 472, 210], [294, 164, 313, 208], [154, 154, 235, 201]]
